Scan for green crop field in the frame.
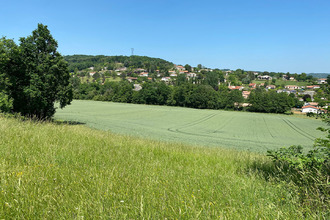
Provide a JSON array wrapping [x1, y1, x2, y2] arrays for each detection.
[[55, 100, 325, 152]]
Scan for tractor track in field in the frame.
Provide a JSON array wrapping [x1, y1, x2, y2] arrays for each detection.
[[168, 124, 278, 146], [167, 113, 278, 146], [281, 118, 315, 141], [167, 113, 218, 132], [262, 116, 275, 138], [211, 112, 234, 134]]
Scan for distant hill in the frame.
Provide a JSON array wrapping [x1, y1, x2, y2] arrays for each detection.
[[307, 73, 330, 78], [64, 55, 174, 72]]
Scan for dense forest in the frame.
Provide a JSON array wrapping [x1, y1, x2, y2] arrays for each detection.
[[64, 55, 174, 73]]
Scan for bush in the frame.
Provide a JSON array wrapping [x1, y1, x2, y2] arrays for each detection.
[[0, 92, 13, 113], [267, 119, 330, 210]]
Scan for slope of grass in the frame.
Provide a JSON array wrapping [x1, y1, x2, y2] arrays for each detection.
[[55, 100, 325, 152], [0, 116, 326, 218]]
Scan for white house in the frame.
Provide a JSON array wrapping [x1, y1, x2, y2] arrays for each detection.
[[187, 72, 197, 78], [133, 84, 142, 91], [139, 72, 149, 77], [285, 85, 300, 90], [301, 105, 324, 114], [257, 75, 272, 80], [317, 78, 327, 84], [161, 77, 171, 83]]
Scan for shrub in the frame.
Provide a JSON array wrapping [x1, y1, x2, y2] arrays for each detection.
[[0, 92, 13, 113], [267, 117, 330, 210]]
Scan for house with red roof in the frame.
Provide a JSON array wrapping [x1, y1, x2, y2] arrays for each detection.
[[242, 91, 251, 99], [249, 83, 256, 89], [302, 105, 325, 114], [228, 86, 244, 90], [139, 72, 148, 77], [317, 78, 327, 84]]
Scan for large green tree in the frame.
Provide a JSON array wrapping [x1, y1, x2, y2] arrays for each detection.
[[1, 24, 72, 119], [0, 38, 18, 112]]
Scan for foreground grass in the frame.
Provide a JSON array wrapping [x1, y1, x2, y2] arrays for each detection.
[[0, 117, 326, 219]]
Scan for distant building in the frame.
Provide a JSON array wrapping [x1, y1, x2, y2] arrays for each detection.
[[266, 85, 276, 90], [139, 72, 149, 77], [317, 78, 327, 84], [242, 91, 251, 99], [133, 84, 142, 91], [187, 72, 197, 78], [126, 77, 137, 83], [161, 77, 171, 83], [115, 67, 127, 72], [302, 105, 325, 114], [175, 65, 185, 71], [228, 86, 244, 90], [285, 85, 300, 90], [257, 75, 272, 80], [249, 83, 256, 89]]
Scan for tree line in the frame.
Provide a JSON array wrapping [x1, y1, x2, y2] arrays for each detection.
[[70, 78, 298, 113]]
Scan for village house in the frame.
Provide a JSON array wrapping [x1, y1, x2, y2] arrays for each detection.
[[257, 75, 272, 80], [301, 105, 325, 114], [175, 65, 185, 71], [135, 68, 146, 72], [161, 77, 171, 83], [186, 72, 197, 78], [317, 78, 327, 84], [133, 84, 142, 91], [242, 91, 251, 99], [305, 102, 319, 107], [228, 86, 244, 90], [139, 72, 148, 77], [266, 85, 276, 90], [126, 77, 137, 83], [89, 72, 96, 76], [285, 85, 300, 90], [289, 77, 295, 81], [115, 67, 127, 72], [249, 83, 256, 89], [170, 73, 177, 77], [306, 85, 320, 90]]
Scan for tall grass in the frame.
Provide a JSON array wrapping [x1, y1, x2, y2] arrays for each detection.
[[0, 116, 326, 218]]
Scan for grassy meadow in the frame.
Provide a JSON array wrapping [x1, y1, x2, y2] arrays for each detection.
[[0, 116, 327, 219], [55, 100, 325, 152]]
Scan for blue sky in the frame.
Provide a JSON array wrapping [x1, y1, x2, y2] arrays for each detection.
[[1, 0, 329, 73]]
